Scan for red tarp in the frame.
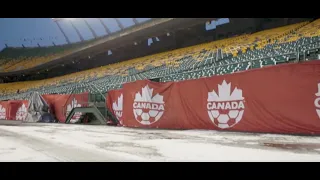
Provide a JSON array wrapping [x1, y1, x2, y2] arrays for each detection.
[[9, 100, 29, 120], [106, 89, 123, 125], [121, 61, 320, 135], [0, 100, 29, 120], [42, 92, 88, 123], [0, 93, 88, 122], [0, 101, 8, 120]]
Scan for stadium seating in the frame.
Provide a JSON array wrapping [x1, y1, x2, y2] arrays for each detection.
[[1, 20, 320, 100], [0, 38, 100, 72]]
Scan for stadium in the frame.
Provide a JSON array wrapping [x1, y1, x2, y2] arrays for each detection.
[[0, 18, 320, 161]]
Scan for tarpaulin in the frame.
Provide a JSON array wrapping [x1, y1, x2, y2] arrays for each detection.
[[42, 92, 88, 123], [65, 93, 89, 123], [6, 100, 29, 120], [121, 61, 320, 135], [106, 89, 123, 125], [25, 92, 51, 122], [122, 80, 180, 129], [42, 94, 69, 122], [0, 101, 8, 120]]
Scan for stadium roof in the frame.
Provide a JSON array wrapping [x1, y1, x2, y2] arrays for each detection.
[[0, 18, 153, 50], [0, 18, 214, 76]]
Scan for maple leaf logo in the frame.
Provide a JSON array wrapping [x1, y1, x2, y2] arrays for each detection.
[[0, 105, 6, 120], [16, 103, 27, 121], [207, 80, 245, 129], [133, 85, 165, 125], [112, 94, 123, 123]]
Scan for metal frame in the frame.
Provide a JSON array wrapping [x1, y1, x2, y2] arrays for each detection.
[[83, 18, 98, 39]]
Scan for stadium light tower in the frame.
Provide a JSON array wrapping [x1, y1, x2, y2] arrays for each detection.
[[52, 18, 71, 44], [97, 18, 111, 34], [82, 18, 98, 39]]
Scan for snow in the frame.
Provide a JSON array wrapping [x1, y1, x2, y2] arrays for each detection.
[[139, 140, 320, 162], [0, 123, 319, 161], [0, 137, 56, 162]]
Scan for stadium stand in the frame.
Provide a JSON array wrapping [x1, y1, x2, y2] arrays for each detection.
[[1, 19, 320, 100], [0, 38, 100, 72]]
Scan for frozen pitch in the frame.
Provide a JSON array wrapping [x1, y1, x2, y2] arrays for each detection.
[[0, 123, 320, 161]]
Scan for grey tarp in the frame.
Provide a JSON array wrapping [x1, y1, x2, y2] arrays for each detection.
[[24, 92, 55, 122]]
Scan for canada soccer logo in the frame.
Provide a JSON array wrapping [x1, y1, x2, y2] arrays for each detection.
[[314, 83, 320, 118], [0, 105, 6, 120], [16, 103, 28, 121], [112, 94, 123, 124], [207, 80, 245, 129], [133, 85, 165, 125], [66, 98, 82, 123]]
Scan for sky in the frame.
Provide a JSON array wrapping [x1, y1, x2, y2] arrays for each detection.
[[0, 18, 229, 51], [0, 18, 151, 50]]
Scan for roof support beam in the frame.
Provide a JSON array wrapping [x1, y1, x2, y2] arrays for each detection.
[[54, 21, 71, 44], [70, 21, 84, 42], [83, 18, 98, 39], [114, 18, 124, 30], [97, 18, 111, 34], [132, 18, 139, 25]]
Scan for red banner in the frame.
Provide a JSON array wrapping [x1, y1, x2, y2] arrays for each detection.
[[107, 89, 123, 125], [42, 92, 88, 123], [42, 94, 69, 122], [0, 100, 29, 120], [122, 61, 320, 135], [0, 93, 88, 122], [0, 101, 8, 120], [11, 100, 29, 121]]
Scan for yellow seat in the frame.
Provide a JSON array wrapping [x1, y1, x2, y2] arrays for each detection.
[[0, 20, 318, 96]]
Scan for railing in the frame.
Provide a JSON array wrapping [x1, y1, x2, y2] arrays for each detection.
[[300, 46, 320, 60]]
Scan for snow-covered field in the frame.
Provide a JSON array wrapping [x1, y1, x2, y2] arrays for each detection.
[[0, 123, 320, 161]]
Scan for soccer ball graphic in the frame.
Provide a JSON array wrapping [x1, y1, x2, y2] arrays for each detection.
[[66, 98, 82, 123], [0, 105, 6, 120], [133, 85, 165, 125], [207, 80, 245, 129], [16, 103, 28, 121], [112, 94, 123, 124]]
